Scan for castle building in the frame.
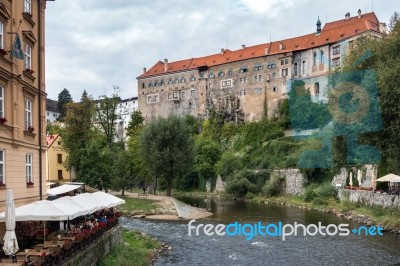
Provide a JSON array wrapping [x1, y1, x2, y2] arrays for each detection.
[[137, 11, 385, 123]]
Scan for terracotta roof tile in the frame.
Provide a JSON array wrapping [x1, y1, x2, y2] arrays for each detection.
[[138, 12, 380, 79]]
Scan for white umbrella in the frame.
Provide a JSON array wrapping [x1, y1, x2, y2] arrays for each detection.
[[54, 196, 99, 215], [349, 172, 353, 187], [90, 191, 125, 208], [357, 170, 362, 186], [3, 189, 19, 255]]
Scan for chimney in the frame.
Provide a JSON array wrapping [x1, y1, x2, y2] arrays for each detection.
[[279, 42, 285, 50], [164, 58, 168, 72], [221, 48, 225, 55], [345, 12, 350, 20], [358, 9, 361, 19], [143, 67, 147, 73], [241, 44, 245, 50], [264, 47, 269, 55]]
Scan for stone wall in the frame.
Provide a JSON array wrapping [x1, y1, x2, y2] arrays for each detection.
[[62, 225, 123, 266], [273, 169, 305, 195], [338, 189, 400, 208], [331, 164, 377, 188]]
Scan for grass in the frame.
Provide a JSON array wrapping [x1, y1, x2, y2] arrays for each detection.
[[116, 196, 158, 215], [99, 229, 162, 266]]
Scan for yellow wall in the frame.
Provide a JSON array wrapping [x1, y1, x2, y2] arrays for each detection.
[[47, 135, 70, 183], [0, 1, 48, 211]]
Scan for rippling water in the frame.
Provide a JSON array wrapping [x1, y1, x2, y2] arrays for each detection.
[[120, 197, 400, 266]]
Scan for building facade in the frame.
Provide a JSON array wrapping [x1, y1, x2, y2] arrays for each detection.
[[46, 134, 71, 182], [115, 97, 138, 141], [46, 98, 60, 122], [137, 11, 385, 123], [0, 1, 49, 210]]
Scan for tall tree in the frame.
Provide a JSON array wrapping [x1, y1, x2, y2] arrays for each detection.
[[140, 116, 194, 196], [388, 11, 399, 32], [62, 97, 94, 175], [95, 87, 120, 148], [194, 137, 221, 190], [57, 88, 73, 121], [81, 90, 89, 102], [111, 149, 136, 195]]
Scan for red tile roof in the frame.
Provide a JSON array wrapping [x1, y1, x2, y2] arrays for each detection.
[[138, 12, 380, 79], [47, 134, 60, 148]]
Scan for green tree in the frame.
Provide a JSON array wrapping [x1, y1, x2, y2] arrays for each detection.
[[112, 149, 136, 195], [127, 110, 144, 135], [194, 137, 221, 190], [57, 88, 73, 121], [62, 98, 94, 175], [95, 87, 120, 148], [140, 116, 194, 196], [388, 11, 399, 32], [81, 90, 89, 102], [46, 123, 62, 135]]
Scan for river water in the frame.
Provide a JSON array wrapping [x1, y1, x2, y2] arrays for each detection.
[[120, 197, 400, 266]]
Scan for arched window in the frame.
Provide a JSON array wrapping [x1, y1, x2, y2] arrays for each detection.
[[294, 62, 298, 76], [302, 60, 306, 75], [313, 52, 317, 66], [320, 51, 324, 65], [314, 82, 320, 95]]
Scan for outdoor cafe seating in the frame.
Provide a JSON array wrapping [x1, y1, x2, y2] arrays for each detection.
[[0, 192, 124, 266]]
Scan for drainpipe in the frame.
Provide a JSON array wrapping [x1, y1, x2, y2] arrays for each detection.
[[38, 0, 43, 199]]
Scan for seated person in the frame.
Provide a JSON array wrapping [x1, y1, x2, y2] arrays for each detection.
[[98, 216, 107, 223]]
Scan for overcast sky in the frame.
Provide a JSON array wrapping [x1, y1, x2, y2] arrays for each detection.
[[45, 0, 395, 101]]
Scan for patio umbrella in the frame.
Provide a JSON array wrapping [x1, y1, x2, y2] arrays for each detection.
[[2, 189, 19, 255], [357, 170, 362, 186], [349, 172, 353, 187], [90, 191, 125, 208], [376, 173, 400, 182]]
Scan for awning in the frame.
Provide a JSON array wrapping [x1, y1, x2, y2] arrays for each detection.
[[47, 184, 82, 196], [376, 173, 400, 182]]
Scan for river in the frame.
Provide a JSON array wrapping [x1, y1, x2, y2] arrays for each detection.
[[120, 197, 400, 266]]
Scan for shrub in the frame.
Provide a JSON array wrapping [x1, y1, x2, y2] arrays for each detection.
[[214, 152, 243, 180], [262, 175, 285, 196], [245, 192, 256, 200], [225, 176, 256, 199], [304, 183, 338, 204]]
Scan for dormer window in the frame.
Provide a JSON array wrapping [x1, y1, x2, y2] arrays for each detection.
[[239, 67, 248, 73], [24, 0, 31, 14]]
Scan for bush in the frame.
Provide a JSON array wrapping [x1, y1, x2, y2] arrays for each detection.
[[304, 183, 338, 204], [245, 192, 256, 200], [262, 175, 285, 196], [225, 176, 256, 199], [214, 152, 244, 180]]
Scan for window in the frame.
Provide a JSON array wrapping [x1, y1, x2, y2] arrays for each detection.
[[267, 62, 276, 69], [272, 86, 277, 92], [24, 0, 31, 14], [258, 75, 262, 81], [314, 82, 320, 95], [302, 60, 306, 75], [0, 86, 3, 118], [25, 99, 32, 130], [218, 71, 224, 77], [160, 80, 165, 86], [191, 90, 196, 96], [173, 91, 178, 99], [0, 150, 4, 184], [57, 154, 62, 164], [281, 68, 288, 77], [254, 65, 263, 71], [320, 51, 324, 65], [332, 58, 340, 67], [0, 21, 3, 49], [181, 91, 186, 98], [294, 63, 298, 76], [280, 58, 289, 65], [168, 93, 172, 99], [148, 82, 153, 88], [26, 154, 32, 183], [208, 82, 213, 88], [254, 75, 258, 82], [141, 83, 145, 89], [239, 67, 248, 73], [332, 45, 340, 55], [180, 78, 185, 83], [313, 52, 317, 66], [272, 72, 276, 79], [174, 79, 179, 84], [190, 76, 196, 81], [24, 43, 32, 70], [221, 79, 232, 88], [58, 170, 63, 180], [168, 80, 173, 85], [255, 88, 262, 95], [146, 93, 159, 103], [209, 73, 214, 79], [227, 69, 233, 75], [154, 81, 158, 86]]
